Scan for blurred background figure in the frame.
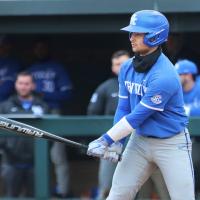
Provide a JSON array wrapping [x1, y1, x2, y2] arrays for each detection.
[[0, 71, 49, 115], [87, 50, 130, 115], [87, 50, 130, 199], [50, 141, 71, 198], [28, 37, 73, 114], [175, 59, 200, 116], [175, 59, 200, 198], [27, 38, 72, 198], [0, 72, 49, 197], [0, 35, 22, 102]]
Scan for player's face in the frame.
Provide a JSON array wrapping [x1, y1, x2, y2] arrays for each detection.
[[111, 55, 129, 75], [179, 74, 194, 86], [129, 33, 157, 56], [15, 75, 35, 98]]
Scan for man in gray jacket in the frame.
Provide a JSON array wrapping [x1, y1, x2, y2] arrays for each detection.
[[0, 71, 49, 197]]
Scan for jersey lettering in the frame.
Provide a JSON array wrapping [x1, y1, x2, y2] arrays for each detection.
[[125, 81, 147, 96], [32, 71, 56, 79]]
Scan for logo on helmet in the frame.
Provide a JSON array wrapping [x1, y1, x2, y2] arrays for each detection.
[[130, 14, 137, 25]]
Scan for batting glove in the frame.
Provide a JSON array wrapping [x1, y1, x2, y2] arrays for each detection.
[[87, 137, 109, 158], [103, 142, 123, 163]]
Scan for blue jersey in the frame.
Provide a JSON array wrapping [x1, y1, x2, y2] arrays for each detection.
[[28, 60, 72, 109], [115, 53, 188, 138], [183, 81, 200, 117]]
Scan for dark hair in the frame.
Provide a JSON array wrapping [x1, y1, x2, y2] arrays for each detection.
[[111, 50, 130, 60], [192, 74, 197, 82], [16, 71, 34, 82]]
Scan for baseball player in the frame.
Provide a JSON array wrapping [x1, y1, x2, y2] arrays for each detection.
[[87, 10, 195, 200], [88, 50, 169, 199]]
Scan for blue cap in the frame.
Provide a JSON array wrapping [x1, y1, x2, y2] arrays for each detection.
[[175, 59, 198, 75]]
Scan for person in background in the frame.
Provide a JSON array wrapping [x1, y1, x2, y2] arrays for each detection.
[[175, 59, 200, 198], [0, 35, 22, 102], [0, 72, 49, 197], [28, 38, 73, 114], [0, 71, 49, 115], [27, 38, 72, 198], [175, 59, 200, 116], [88, 50, 130, 199], [87, 50, 130, 116]]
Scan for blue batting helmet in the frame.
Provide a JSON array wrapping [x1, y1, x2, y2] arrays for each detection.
[[175, 59, 198, 75], [121, 10, 169, 47]]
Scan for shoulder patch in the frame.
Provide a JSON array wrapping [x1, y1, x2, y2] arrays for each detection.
[[151, 95, 162, 104]]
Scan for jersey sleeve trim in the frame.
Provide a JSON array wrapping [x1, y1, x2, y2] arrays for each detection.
[[119, 95, 128, 99], [140, 101, 164, 111]]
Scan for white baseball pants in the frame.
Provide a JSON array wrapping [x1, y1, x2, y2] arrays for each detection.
[[106, 130, 195, 200]]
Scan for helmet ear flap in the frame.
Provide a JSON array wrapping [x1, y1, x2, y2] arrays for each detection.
[[144, 32, 160, 47], [144, 28, 168, 47]]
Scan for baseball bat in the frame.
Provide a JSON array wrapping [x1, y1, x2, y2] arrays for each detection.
[[0, 116, 88, 149]]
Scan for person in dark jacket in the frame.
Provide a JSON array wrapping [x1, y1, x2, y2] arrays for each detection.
[[87, 50, 130, 115], [0, 71, 49, 115], [0, 71, 49, 197], [87, 50, 130, 199]]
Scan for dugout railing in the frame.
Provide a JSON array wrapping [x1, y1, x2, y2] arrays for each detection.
[[0, 115, 199, 200]]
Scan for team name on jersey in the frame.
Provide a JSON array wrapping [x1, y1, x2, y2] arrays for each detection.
[[125, 81, 147, 96], [32, 71, 56, 79]]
